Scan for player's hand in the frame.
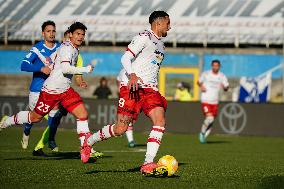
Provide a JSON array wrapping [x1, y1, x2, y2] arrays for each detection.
[[128, 73, 143, 91], [221, 84, 229, 91], [201, 85, 206, 92], [44, 57, 52, 66], [79, 81, 88, 89], [86, 64, 94, 73], [41, 66, 51, 75]]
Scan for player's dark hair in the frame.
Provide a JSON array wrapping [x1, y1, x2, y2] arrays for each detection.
[[68, 22, 87, 34], [64, 29, 70, 37], [211, 59, 221, 65], [41, 20, 56, 32], [149, 11, 169, 24]]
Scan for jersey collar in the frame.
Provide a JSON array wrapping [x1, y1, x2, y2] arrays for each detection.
[[67, 40, 79, 50], [43, 41, 57, 50], [149, 29, 160, 40]]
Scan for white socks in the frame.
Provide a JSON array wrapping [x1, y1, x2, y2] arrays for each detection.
[[77, 119, 90, 146], [201, 116, 214, 134], [144, 125, 165, 164], [125, 123, 134, 143], [87, 124, 115, 146], [3, 111, 30, 128]]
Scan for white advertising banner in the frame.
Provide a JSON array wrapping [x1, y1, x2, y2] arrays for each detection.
[[0, 0, 283, 44]]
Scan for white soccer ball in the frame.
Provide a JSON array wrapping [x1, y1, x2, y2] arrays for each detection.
[[157, 155, 178, 176]]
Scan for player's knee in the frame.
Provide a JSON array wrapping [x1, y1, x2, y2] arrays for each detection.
[[204, 116, 214, 126], [113, 124, 128, 136], [48, 109, 59, 117], [76, 109, 88, 120], [153, 118, 166, 127], [30, 111, 43, 123]]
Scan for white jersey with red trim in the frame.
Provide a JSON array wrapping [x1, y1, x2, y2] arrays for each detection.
[[198, 70, 229, 104], [117, 69, 126, 82], [42, 40, 79, 94], [120, 29, 165, 88]]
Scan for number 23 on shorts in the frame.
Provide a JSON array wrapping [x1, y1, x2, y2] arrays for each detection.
[[36, 101, 51, 113]]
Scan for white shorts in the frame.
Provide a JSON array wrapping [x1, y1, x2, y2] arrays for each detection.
[[28, 92, 40, 111]]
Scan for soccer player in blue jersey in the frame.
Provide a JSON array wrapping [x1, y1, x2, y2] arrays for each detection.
[[20, 20, 62, 155]]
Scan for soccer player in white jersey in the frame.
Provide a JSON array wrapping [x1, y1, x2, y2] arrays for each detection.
[[198, 60, 229, 144], [87, 11, 171, 176], [0, 22, 94, 163]]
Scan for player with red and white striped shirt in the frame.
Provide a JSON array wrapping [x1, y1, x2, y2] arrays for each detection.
[[0, 22, 94, 163], [198, 60, 229, 143], [87, 11, 171, 176]]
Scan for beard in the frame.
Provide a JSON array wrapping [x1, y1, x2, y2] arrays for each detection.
[[162, 32, 168, 37]]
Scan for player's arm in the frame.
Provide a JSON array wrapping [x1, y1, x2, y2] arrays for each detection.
[[121, 35, 148, 90], [198, 73, 206, 92], [60, 46, 93, 74], [74, 54, 88, 89], [221, 75, 229, 92], [21, 47, 50, 74]]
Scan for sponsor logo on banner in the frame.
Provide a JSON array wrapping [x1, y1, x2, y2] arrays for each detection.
[[219, 103, 247, 135]]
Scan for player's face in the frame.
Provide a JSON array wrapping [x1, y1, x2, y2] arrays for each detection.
[[70, 29, 85, 47], [211, 62, 220, 73], [42, 25, 56, 43], [158, 17, 171, 37]]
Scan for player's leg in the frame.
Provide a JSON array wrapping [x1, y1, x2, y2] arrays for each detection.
[[125, 120, 136, 148], [141, 107, 166, 175], [199, 114, 214, 144], [21, 92, 40, 149], [33, 110, 61, 156], [88, 113, 130, 146], [69, 103, 93, 163], [125, 123, 135, 147], [61, 88, 93, 163], [0, 110, 43, 130], [47, 108, 64, 152], [22, 123, 33, 149], [204, 105, 218, 138], [87, 87, 135, 147], [140, 90, 167, 175]]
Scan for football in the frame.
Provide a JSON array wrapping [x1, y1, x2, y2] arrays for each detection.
[[157, 155, 178, 176]]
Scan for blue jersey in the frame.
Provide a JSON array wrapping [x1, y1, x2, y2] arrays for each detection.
[[21, 41, 60, 92]]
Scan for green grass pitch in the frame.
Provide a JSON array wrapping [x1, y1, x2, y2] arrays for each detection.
[[0, 127, 283, 189]]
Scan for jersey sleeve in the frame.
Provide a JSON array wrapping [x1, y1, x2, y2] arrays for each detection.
[[221, 74, 229, 88], [60, 45, 73, 64], [21, 47, 44, 72], [126, 34, 148, 57], [198, 72, 206, 84]]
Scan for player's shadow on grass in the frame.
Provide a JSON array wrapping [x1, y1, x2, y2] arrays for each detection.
[[257, 175, 284, 189], [134, 144, 147, 147], [4, 152, 80, 161], [4, 151, 113, 161], [206, 140, 231, 144], [86, 163, 186, 177]]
